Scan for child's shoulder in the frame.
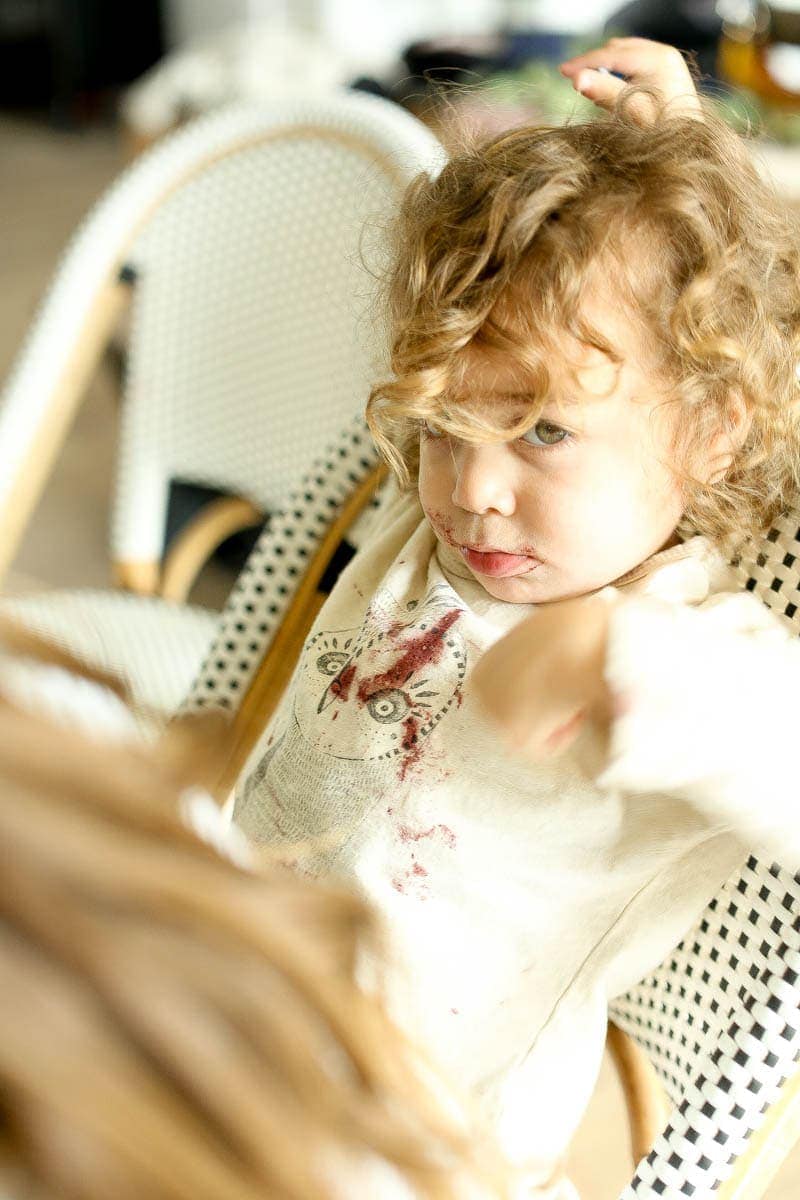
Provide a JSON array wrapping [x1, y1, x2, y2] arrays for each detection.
[[612, 535, 739, 608]]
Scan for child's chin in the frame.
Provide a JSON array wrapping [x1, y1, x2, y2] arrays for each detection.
[[478, 570, 588, 605], [478, 572, 555, 604]]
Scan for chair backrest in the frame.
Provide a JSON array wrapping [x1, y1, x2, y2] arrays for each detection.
[[185, 455, 800, 1198], [182, 413, 383, 794], [0, 93, 442, 592], [610, 520, 800, 1198], [115, 95, 441, 578], [612, 855, 800, 1198]]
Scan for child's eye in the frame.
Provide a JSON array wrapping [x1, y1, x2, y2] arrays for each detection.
[[421, 420, 445, 438], [520, 420, 570, 448]]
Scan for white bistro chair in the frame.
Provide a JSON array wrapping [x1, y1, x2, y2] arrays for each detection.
[[0, 93, 442, 722], [0, 91, 442, 598]]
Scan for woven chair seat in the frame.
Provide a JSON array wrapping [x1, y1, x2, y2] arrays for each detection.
[[2, 590, 217, 736]]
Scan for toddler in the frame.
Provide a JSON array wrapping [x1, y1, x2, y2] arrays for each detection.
[[235, 39, 800, 1197]]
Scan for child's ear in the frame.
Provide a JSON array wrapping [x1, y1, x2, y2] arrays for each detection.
[[702, 391, 751, 484]]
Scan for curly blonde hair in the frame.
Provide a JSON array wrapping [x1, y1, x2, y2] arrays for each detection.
[[367, 96, 800, 545]]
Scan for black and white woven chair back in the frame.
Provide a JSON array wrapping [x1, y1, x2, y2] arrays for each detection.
[[611, 513, 800, 1197], [183, 415, 380, 717]]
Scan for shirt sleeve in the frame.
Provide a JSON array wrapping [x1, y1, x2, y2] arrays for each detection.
[[596, 589, 800, 869]]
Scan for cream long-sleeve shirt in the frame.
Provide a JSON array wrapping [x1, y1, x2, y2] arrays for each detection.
[[235, 487, 799, 1195]]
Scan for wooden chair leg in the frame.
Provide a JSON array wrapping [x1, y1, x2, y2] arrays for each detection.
[[113, 560, 161, 595], [158, 496, 262, 603], [212, 465, 386, 800], [0, 280, 131, 586], [606, 1021, 670, 1168]]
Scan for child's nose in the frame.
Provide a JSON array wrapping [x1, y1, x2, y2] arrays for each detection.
[[450, 442, 516, 516]]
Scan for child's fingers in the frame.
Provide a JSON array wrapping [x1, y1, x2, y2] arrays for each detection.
[[560, 37, 674, 80], [560, 41, 642, 80], [568, 68, 626, 112], [560, 37, 702, 119]]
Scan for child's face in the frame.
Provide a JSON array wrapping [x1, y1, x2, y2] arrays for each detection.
[[418, 322, 687, 605]]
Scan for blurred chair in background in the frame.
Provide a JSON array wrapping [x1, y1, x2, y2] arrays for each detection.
[[0, 91, 442, 722]]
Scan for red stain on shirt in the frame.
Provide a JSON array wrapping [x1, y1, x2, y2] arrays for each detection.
[[330, 662, 356, 702], [392, 865, 430, 899], [397, 822, 456, 850], [401, 717, 418, 752], [398, 714, 422, 780], [356, 609, 460, 704]]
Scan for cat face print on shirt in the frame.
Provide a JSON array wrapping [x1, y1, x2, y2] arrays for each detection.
[[294, 583, 467, 774]]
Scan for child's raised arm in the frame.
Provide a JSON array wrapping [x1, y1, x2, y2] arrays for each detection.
[[473, 587, 800, 872], [471, 595, 613, 760], [559, 37, 702, 120]]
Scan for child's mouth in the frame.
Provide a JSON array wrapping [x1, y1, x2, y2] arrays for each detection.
[[459, 546, 542, 578]]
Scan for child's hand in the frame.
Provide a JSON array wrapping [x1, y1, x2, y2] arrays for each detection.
[[560, 38, 702, 121], [472, 596, 612, 760]]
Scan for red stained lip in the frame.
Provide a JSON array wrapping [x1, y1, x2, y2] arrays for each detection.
[[459, 545, 542, 578]]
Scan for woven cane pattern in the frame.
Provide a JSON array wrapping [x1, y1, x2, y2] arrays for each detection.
[[608, 507, 800, 1196], [1, 590, 216, 736], [0, 93, 441, 569], [613, 857, 800, 1197], [113, 94, 441, 565], [184, 415, 378, 714], [730, 505, 800, 631]]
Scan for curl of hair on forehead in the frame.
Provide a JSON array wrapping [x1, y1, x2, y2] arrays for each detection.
[[368, 91, 800, 546], [0, 644, 509, 1198]]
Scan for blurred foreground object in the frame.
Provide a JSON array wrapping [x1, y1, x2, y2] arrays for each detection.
[[0, 633, 502, 1200]]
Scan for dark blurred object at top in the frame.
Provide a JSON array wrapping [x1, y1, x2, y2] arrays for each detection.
[[392, 36, 508, 108], [0, 0, 163, 124], [603, 0, 723, 77], [387, 35, 546, 143]]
